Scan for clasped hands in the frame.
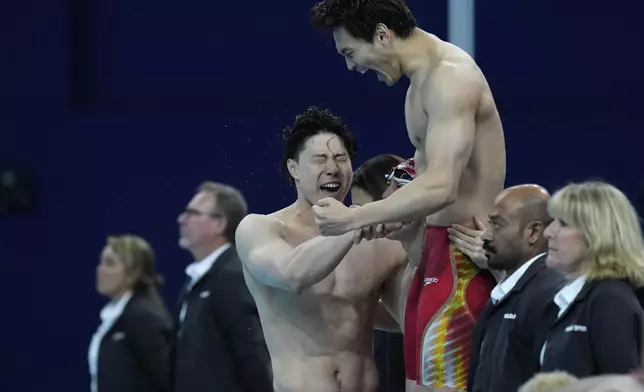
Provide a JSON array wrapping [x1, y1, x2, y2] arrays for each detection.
[[311, 197, 492, 254], [311, 197, 418, 244]]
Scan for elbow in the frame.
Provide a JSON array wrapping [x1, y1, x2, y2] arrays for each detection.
[[253, 263, 305, 293], [281, 268, 306, 294], [415, 171, 458, 213], [286, 279, 305, 294], [442, 176, 459, 205], [442, 187, 457, 207], [426, 179, 457, 211], [441, 175, 460, 206]]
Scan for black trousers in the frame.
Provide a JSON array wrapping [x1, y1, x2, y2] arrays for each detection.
[[373, 330, 406, 392]]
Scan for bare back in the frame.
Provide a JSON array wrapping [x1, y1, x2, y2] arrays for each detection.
[[240, 206, 404, 392], [405, 33, 506, 227]]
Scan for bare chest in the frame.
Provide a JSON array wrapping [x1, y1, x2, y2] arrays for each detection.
[[404, 86, 429, 166], [283, 230, 389, 299]]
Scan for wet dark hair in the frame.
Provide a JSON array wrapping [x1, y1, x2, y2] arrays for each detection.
[[310, 0, 417, 42], [352, 154, 404, 201], [280, 106, 357, 186]]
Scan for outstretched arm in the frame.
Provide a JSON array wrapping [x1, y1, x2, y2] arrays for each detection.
[[351, 68, 479, 228], [235, 214, 354, 293]]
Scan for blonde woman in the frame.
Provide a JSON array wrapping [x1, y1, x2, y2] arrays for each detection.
[[539, 181, 644, 377], [519, 372, 579, 392], [88, 235, 171, 392]]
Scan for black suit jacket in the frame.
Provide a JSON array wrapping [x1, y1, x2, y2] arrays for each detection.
[[171, 245, 272, 392], [468, 256, 565, 392], [97, 294, 172, 392], [541, 278, 644, 377]]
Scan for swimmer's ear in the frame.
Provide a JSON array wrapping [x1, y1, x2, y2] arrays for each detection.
[[287, 158, 299, 182], [374, 23, 392, 48]]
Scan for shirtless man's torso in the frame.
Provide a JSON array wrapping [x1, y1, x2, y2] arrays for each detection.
[[310, 0, 506, 233], [236, 107, 406, 392], [310, 2, 507, 390], [240, 210, 403, 392], [403, 34, 505, 227]]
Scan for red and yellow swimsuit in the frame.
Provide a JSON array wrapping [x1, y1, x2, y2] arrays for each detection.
[[404, 226, 495, 389]]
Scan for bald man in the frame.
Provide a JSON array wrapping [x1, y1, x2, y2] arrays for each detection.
[[449, 184, 566, 392]]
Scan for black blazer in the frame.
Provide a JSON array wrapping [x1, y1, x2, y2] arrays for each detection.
[[468, 256, 565, 392], [541, 278, 644, 377], [171, 245, 272, 392], [96, 294, 172, 392]]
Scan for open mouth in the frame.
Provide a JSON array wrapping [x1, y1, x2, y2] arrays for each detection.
[[356, 68, 386, 82], [356, 67, 368, 75], [320, 181, 342, 194]]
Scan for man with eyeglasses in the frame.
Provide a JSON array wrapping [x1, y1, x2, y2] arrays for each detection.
[[173, 181, 273, 392]]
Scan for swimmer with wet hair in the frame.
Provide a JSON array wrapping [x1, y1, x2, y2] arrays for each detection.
[[236, 106, 408, 392]]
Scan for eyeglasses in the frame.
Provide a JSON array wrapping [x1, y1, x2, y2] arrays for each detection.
[[183, 208, 223, 219]]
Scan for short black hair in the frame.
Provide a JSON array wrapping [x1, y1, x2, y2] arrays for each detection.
[[280, 106, 356, 186], [310, 0, 417, 42], [352, 154, 404, 201]]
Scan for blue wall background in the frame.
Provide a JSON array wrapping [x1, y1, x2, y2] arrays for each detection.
[[1, 0, 642, 390]]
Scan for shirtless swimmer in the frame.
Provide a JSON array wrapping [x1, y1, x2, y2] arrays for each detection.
[[309, 1, 507, 390], [235, 106, 407, 392]]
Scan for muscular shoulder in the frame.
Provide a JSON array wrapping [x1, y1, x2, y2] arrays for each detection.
[[423, 60, 481, 110], [237, 213, 282, 237], [235, 213, 285, 256]]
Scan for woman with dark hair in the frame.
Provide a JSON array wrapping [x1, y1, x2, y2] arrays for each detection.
[[351, 154, 406, 392], [88, 234, 172, 392]]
